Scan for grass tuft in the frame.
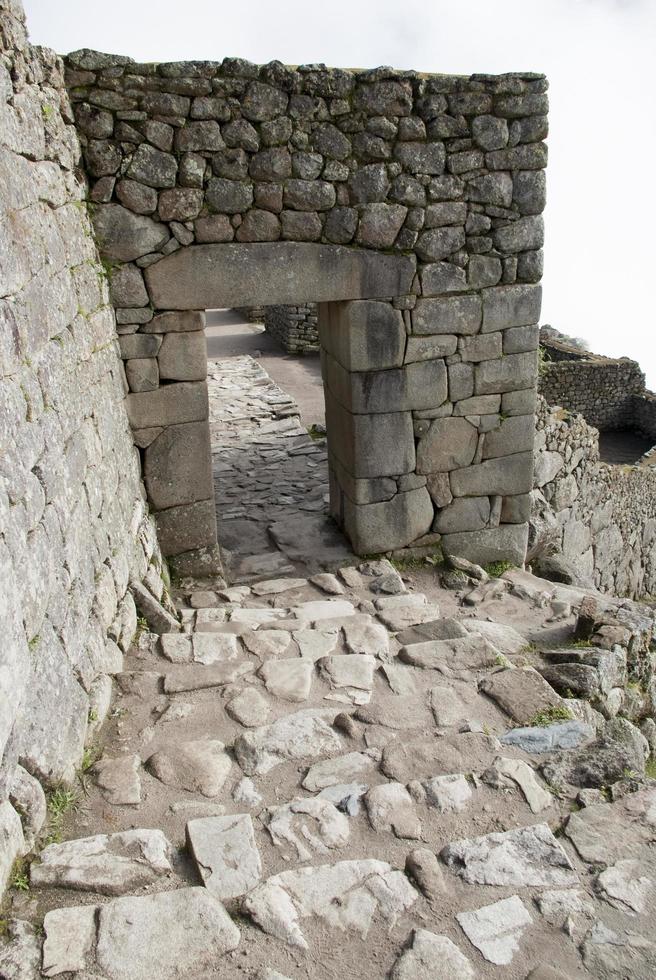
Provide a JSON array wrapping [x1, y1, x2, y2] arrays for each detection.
[[484, 560, 514, 578], [527, 704, 574, 727]]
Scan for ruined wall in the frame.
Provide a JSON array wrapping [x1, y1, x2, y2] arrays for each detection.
[[538, 356, 645, 430], [632, 392, 656, 442], [265, 303, 319, 353], [63, 50, 548, 566], [533, 396, 656, 598], [0, 0, 164, 890]]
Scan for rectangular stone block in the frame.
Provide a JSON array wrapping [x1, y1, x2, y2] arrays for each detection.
[[453, 394, 500, 416], [450, 451, 533, 497], [413, 295, 482, 336], [318, 300, 405, 371], [144, 243, 416, 309], [143, 310, 206, 333], [503, 323, 540, 354], [118, 333, 162, 359], [405, 335, 457, 363], [126, 381, 209, 429], [144, 420, 214, 510], [441, 523, 529, 566], [482, 415, 535, 459], [475, 350, 538, 394], [433, 495, 490, 533], [125, 357, 159, 393], [502, 388, 537, 416], [343, 487, 434, 555], [420, 262, 467, 296], [501, 493, 531, 523], [448, 362, 474, 401], [155, 499, 217, 556], [329, 452, 396, 505], [323, 351, 447, 415], [158, 330, 207, 382], [481, 284, 542, 333], [459, 332, 502, 363], [324, 387, 415, 478]]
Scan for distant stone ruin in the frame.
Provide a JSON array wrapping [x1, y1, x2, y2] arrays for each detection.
[[63, 49, 548, 573]]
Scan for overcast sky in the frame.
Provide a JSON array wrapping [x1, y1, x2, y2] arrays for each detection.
[[23, 0, 656, 387]]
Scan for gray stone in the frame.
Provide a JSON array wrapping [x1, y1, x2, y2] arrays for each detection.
[[127, 144, 177, 188], [319, 299, 405, 372], [226, 688, 271, 727], [582, 920, 656, 979], [420, 261, 467, 294], [324, 206, 358, 243], [513, 170, 547, 215], [416, 417, 478, 473], [92, 204, 169, 261], [109, 264, 148, 308], [95, 887, 240, 978], [194, 214, 234, 242], [365, 782, 421, 838], [158, 330, 207, 381], [126, 357, 158, 392], [451, 451, 533, 496], [94, 753, 142, 805], [343, 487, 433, 555], [434, 496, 490, 533], [500, 720, 594, 753], [242, 81, 288, 121], [456, 896, 532, 966], [356, 203, 407, 248], [399, 635, 499, 671], [475, 350, 537, 393], [542, 717, 648, 790], [260, 658, 314, 702], [158, 187, 203, 221], [302, 752, 373, 792], [472, 114, 509, 150], [284, 179, 335, 211], [0, 802, 25, 895], [30, 828, 172, 896], [480, 667, 563, 724], [0, 919, 41, 979], [413, 295, 481, 335], [441, 823, 578, 887], [466, 172, 513, 206], [234, 709, 343, 776], [116, 178, 158, 214], [280, 210, 321, 240], [416, 226, 466, 261], [144, 242, 415, 309], [394, 141, 445, 174], [175, 120, 224, 151], [42, 905, 96, 976], [263, 798, 350, 860], [146, 738, 231, 796], [405, 849, 447, 903], [382, 732, 500, 782], [206, 177, 254, 213], [144, 420, 212, 510], [9, 765, 46, 850], [237, 209, 282, 242], [186, 813, 261, 899]]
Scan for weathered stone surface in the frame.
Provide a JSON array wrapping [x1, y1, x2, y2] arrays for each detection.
[[480, 668, 563, 724], [186, 813, 261, 899], [264, 798, 350, 860], [457, 896, 532, 965], [157, 330, 207, 382], [146, 738, 231, 796], [9, 765, 46, 851], [416, 417, 478, 473], [390, 928, 475, 979], [482, 284, 542, 332], [30, 828, 172, 896], [144, 420, 212, 510], [542, 718, 649, 790], [144, 242, 415, 309], [226, 687, 271, 727], [413, 295, 481, 336], [234, 710, 343, 775], [95, 887, 240, 978], [442, 524, 529, 566], [441, 823, 578, 887], [92, 204, 169, 261], [127, 144, 177, 188], [485, 757, 553, 813], [343, 488, 433, 555], [582, 920, 656, 979], [450, 452, 533, 496], [423, 773, 473, 813], [0, 802, 25, 896], [94, 753, 142, 805], [42, 905, 97, 976], [500, 720, 594, 753], [302, 752, 373, 792], [597, 859, 654, 914], [320, 300, 406, 372], [243, 859, 417, 950], [260, 658, 314, 702], [382, 732, 500, 782], [366, 782, 421, 837]]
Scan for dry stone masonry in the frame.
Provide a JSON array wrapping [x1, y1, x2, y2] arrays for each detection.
[[62, 48, 549, 569], [264, 303, 319, 353], [0, 0, 170, 894]]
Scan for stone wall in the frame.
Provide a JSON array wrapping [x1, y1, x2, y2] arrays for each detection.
[[63, 50, 548, 566], [532, 396, 656, 599], [538, 354, 645, 431], [633, 392, 656, 442], [265, 303, 319, 353], [0, 0, 165, 891]]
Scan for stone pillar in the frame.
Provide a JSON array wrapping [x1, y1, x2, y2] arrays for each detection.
[[120, 308, 222, 577], [319, 299, 435, 555]]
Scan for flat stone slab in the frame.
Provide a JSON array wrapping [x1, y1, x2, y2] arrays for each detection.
[[390, 928, 475, 979], [564, 789, 656, 864], [31, 829, 172, 896], [251, 578, 308, 595], [42, 905, 97, 976], [263, 798, 350, 861], [163, 661, 254, 692], [441, 823, 578, 888], [186, 814, 262, 899], [243, 629, 293, 659], [234, 709, 343, 775], [318, 654, 376, 705], [302, 751, 374, 792], [381, 732, 501, 782], [260, 658, 314, 702], [461, 619, 529, 655], [484, 757, 553, 813], [269, 513, 354, 571], [399, 635, 499, 671], [226, 687, 271, 727], [423, 773, 473, 813], [94, 754, 142, 805], [291, 599, 356, 622], [146, 738, 231, 796], [479, 667, 563, 724], [294, 629, 338, 661], [597, 859, 654, 914], [500, 720, 594, 753], [343, 618, 390, 657], [355, 696, 433, 731], [375, 594, 440, 631], [311, 573, 345, 595], [457, 895, 532, 965], [192, 632, 239, 664], [318, 782, 369, 816], [55, 887, 241, 979], [243, 859, 418, 950], [365, 783, 421, 838]]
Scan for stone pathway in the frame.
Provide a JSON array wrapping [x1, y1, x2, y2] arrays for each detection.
[[208, 355, 352, 581], [3, 363, 656, 980]]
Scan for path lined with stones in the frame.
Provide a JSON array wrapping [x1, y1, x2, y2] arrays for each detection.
[[208, 355, 351, 582], [2, 364, 656, 980]]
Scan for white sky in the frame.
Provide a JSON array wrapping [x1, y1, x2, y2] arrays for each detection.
[[23, 0, 656, 387]]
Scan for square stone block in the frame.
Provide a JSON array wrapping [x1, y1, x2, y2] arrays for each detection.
[[143, 311, 206, 333], [459, 332, 502, 363], [323, 352, 447, 415], [158, 330, 207, 382], [405, 335, 458, 363], [502, 388, 537, 416], [125, 357, 159, 392], [450, 452, 533, 497], [413, 295, 482, 336], [441, 523, 529, 566], [481, 284, 542, 333], [319, 300, 405, 372], [144, 420, 213, 510], [475, 350, 538, 395], [155, 499, 218, 556], [329, 452, 396, 505], [324, 388, 415, 479], [433, 495, 490, 533], [503, 323, 539, 354], [118, 334, 162, 359], [482, 414, 535, 459], [343, 487, 434, 555], [416, 417, 478, 474], [126, 381, 209, 429]]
